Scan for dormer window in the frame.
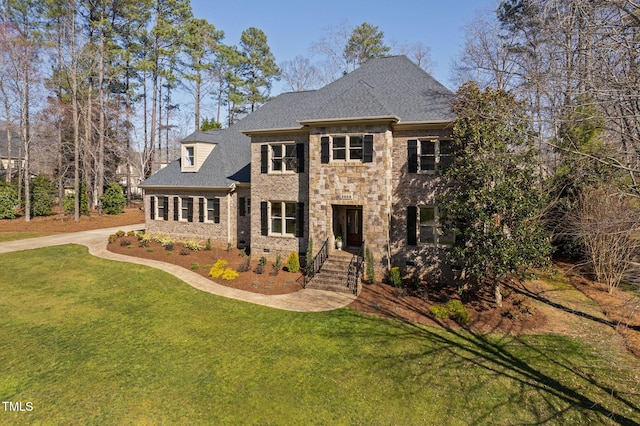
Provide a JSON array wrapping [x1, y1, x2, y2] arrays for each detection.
[[185, 146, 195, 167]]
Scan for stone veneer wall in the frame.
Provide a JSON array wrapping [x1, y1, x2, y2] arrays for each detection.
[[249, 133, 309, 261], [143, 187, 250, 247], [390, 128, 454, 282], [308, 124, 393, 278]]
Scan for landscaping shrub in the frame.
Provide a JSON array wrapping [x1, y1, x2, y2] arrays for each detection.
[[0, 185, 18, 219], [205, 238, 212, 251], [429, 300, 473, 325], [115, 230, 125, 237], [286, 251, 300, 273], [190, 263, 199, 271], [365, 246, 375, 283], [221, 268, 239, 281], [209, 260, 228, 278], [389, 267, 402, 288], [271, 253, 282, 276], [184, 240, 203, 251], [30, 174, 55, 217], [164, 242, 174, 251], [254, 256, 267, 274], [237, 256, 251, 272], [100, 182, 126, 215], [120, 239, 131, 247], [108, 234, 117, 244], [63, 181, 89, 216]]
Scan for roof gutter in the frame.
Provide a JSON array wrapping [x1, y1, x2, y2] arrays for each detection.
[[298, 115, 400, 127], [392, 120, 455, 130]]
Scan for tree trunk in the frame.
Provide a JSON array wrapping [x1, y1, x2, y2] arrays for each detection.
[[494, 282, 503, 307]]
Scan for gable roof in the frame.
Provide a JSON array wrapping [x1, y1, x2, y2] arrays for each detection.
[[140, 55, 455, 189]]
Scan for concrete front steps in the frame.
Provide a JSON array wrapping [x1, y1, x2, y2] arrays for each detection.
[[305, 250, 359, 294]]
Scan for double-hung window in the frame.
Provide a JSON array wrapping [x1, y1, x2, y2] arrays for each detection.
[[260, 201, 304, 238], [176, 197, 193, 222], [184, 146, 195, 167], [321, 134, 373, 163], [408, 139, 454, 173], [261, 143, 304, 173], [407, 205, 455, 246], [151, 196, 168, 220]]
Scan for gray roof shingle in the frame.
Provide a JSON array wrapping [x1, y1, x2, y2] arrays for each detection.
[[140, 55, 454, 189]]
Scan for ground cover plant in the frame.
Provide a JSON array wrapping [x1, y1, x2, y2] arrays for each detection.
[[0, 245, 638, 425]]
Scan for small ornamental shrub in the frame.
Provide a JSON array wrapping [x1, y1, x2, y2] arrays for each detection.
[[120, 239, 131, 247], [164, 242, 174, 251], [446, 300, 472, 325], [115, 230, 125, 238], [179, 248, 190, 256], [30, 174, 55, 217], [108, 234, 117, 244], [238, 256, 251, 272], [238, 247, 247, 258], [156, 235, 173, 247], [63, 181, 90, 216], [184, 240, 203, 251], [205, 238, 212, 251], [138, 233, 152, 246], [0, 185, 18, 219], [209, 260, 228, 278], [365, 246, 375, 284], [221, 268, 239, 281], [271, 253, 282, 276], [190, 263, 199, 271], [429, 305, 450, 319], [286, 251, 300, 273], [389, 267, 402, 288], [254, 256, 267, 274], [100, 182, 126, 215], [127, 231, 135, 237], [429, 300, 472, 325], [226, 242, 232, 252], [136, 231, 145, 240]]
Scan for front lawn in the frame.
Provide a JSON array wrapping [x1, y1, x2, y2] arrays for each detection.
[[1, 245, 638, 425]]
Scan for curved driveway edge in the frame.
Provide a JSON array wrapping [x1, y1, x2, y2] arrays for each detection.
[[0, 224, 357, 313]]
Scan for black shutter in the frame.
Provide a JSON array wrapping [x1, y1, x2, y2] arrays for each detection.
[[150, 196, 155, 220], [213, 198, 220, 224], [407, 206, 417, 246], [239, 197, 246, 217], [187, 198, 193, 222], [199, 198, 204, 222], [321, 136, 329, 163], [261, 145, 268, 173], [163, 197, 169, 220], [296, 202, 304, 237], [296, 143, 305, 173], [408, 140, 418, 173], [260, 201, 268, 236], [173, 197, 179, 221], [363, 134, 373, 163]]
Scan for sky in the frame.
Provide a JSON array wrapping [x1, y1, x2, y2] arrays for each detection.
[[190, 0, 500, 92]]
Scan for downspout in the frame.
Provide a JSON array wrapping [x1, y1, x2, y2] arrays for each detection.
[[227, 183, 237, 245]]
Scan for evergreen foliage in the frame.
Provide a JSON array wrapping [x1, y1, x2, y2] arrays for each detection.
[[0, 184, 19, 219], [344, 23, 390, 67], [438, 82, 552, 304], [30, 174, 56, 217], [365, 246, 375, 284], [286, 251, 300, 273], [101, 182, 126, 215]]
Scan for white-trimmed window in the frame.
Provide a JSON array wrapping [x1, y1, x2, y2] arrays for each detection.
[[152, 196, 168, 221], [184, 146, 195, 167], [408, 205, 455, 246], [408, 139, 454, 173], [207, 198, 220, 223], [271, 144, 297, 172], [270, 201, 297, 237], [332, 135, 363, 161], [181, 197, 190, 221]]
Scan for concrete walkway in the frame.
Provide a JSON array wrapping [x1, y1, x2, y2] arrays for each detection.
[[0, 224, 357, 312]]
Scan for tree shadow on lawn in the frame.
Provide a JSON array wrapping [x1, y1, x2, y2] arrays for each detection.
[[331, 308, 640, 425]]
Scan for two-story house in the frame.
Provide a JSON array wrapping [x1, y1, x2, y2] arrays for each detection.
[[140, 55, 456, 282]]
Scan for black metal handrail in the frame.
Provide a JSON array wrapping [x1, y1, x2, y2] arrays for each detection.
[[346, 241, 365, 295], [304, 237, 329, 287]]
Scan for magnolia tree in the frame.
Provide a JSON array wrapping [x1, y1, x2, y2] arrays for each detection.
[[438, 82, 553, 306]]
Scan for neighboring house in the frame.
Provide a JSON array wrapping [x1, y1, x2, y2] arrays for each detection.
[[0, 130, 24, 180], [140, 55, 456, 281]]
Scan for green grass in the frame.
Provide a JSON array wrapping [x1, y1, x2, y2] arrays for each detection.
[[0, 232, 53, 242], [1, 245, 639, 425]]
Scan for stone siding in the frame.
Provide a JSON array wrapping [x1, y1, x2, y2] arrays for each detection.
[[249, 133, 309, 261], [390, 128, 454, 282], [143, 187, 250, 247]]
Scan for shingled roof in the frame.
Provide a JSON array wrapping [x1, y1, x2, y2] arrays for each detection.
[[140, 55, 454, 189]]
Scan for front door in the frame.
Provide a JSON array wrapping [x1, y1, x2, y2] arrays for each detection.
[[346, 209, 362, 246]]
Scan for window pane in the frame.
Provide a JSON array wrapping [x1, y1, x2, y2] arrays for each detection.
[[271, 145, 282, 157], [439, 140, 453, 155], [420, 225, 435, 244], [272, 202, 282, 217], [272, 158, 283, 171], [421, 141, 436, 155], [272, 217, 282, 233], [440, 228, 456, 245], [421, 156, 436, 171], [349, 135, 363, 160], [285, 218, 296, 235], [333, 136, 346, 160], [284, 145, 296, 170], [420, 207, 435, 224], [185, 147, 194, 166], [285, 203, 296, 218]]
